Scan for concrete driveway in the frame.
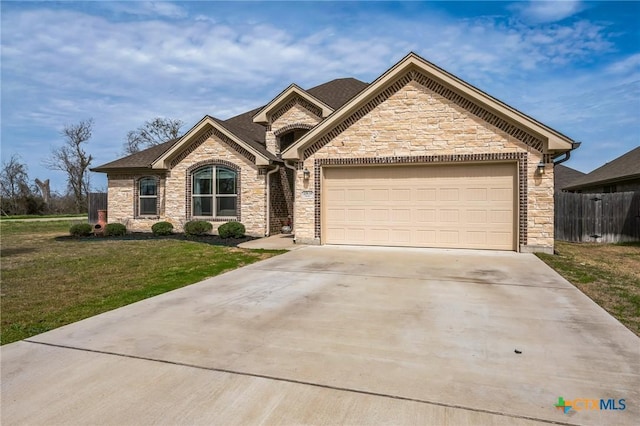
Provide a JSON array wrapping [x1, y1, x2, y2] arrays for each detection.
[[2, 246, 638, 425]]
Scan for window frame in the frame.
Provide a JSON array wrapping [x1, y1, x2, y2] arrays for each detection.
[[137, 176, 159, 217], [191, 165, 238, 219]]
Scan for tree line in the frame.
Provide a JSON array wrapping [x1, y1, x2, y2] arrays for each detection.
[[1, 117, 183, 216]]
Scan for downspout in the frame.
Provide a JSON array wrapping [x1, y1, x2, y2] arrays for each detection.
[[265, 165, 280, 237], [553, 141, 581, 166], [284, 160, 297, 243]]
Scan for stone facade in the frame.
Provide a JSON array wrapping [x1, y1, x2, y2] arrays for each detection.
[[105, 73, 560, 253], [293, 79, 554, 252], [107, 132, 267, 236], [265, 101, 322, 155]]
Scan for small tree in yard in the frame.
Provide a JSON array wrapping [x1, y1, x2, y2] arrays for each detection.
[[45, 119, 94, 213], [124, 117, 184, 155]]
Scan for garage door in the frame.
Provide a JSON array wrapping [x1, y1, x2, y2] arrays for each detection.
[[323, 163, 516, 250]]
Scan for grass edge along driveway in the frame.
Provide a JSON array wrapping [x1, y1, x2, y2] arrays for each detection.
[[1, 220, 285, 345], [536, 240, 640, 336]]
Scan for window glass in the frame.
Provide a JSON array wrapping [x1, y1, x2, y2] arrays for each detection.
[[139, 177, 157, 215], [216, 197, 236, 217], [140, 198, 157, 215], [140, 178, 157, 196], [193, 167, 213, 195], [192, 165, 237, 217], [217, 168, 236, 194], [193, 196, 213, 216]]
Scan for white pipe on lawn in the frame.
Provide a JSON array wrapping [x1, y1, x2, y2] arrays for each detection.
[[265, 165, 280, 237]]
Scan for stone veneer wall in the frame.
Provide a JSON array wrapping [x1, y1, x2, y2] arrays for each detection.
[[108, 133, 267, 236], [293, 79, 554, 252], [265, 101, 322, 155]]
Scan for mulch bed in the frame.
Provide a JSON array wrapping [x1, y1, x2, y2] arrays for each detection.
[[55, 233, 259, 247]]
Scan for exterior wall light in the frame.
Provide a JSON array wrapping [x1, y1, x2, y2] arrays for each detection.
[[303, 168, 311, 181], [537, 161, 545, 175]]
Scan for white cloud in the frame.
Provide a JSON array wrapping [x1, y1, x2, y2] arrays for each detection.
[[513, 0, 584, 24], [98, 1, 187, 19], [0, 3, 635, 189]]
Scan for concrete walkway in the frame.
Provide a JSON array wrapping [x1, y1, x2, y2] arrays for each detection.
[[238, 233, 300, 250], [2, 246, 639, 425]]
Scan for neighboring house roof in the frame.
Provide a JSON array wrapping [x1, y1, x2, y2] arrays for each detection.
[[564, 146, 640, 190], [93, 78, 368, 172], [282, 52, 576, 160], [554, 164, 586, 192]]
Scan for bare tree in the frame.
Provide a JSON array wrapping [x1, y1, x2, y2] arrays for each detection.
[[0, 155, 31, 214], [45, 119, 94, 213], [124, 117, 183, 155], [0, 155, 46, 215]]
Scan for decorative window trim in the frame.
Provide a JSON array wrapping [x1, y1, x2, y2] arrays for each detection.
[[273, 123, 314, 137], [185, 160, 241, 222], [313, 152, 528, 247], [134, 176, 161, 218]]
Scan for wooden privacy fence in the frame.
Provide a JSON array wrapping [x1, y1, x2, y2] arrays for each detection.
[[88, 192, 107, 224], [555, 191, 640, 243]]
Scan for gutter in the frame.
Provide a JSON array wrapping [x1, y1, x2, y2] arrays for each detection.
[[553, 141, 581, 166]]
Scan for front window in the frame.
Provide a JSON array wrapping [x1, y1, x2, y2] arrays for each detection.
[[192, 166, 237, 217], [139, 177, 157, 216]]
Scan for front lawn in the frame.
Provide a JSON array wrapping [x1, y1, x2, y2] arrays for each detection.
[[537, 241, 640, 336], [0, 220, 284, 344]]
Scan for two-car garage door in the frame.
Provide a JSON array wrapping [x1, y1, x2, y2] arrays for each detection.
[[323, 163, 516, 250]]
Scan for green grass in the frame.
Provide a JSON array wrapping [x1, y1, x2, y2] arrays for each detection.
[[537, 241, 640, 336], [0, 214, 87, 220], [0, 221, 284, 344]]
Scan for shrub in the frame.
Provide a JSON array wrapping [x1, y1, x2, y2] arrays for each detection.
[[218, 221, 246, 239], [151, 221, 174, 236], [69, 223, 93, 237], [184, 220, 212, 236], [104, 223, 127, 237]]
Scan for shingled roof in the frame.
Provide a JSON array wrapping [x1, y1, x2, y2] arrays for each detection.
[[554, 164, 586, 192], [564, 146, 640, 190], [92, 139, 178, 172], [92, 77, 368, 172]]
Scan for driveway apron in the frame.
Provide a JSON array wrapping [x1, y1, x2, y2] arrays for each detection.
[[2, 246, 638, 425]]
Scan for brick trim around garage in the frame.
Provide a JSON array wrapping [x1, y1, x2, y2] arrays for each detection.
[[314, 152, 528, 247]]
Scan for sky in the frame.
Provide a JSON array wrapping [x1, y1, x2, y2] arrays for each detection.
[[1, 0, 639, 194]]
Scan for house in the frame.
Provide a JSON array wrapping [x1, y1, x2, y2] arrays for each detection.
[[93, 52, 578, 253], [563, 146, 640, 193], [554, 164, 586, 193]]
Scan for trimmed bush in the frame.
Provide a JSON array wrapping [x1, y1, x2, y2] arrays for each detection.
[[184, 220, 212, 236], [69, 223, 93, 237], [218, 221, 246, 239], [104, 223, 127, 237], [151, 221, 174, 236]]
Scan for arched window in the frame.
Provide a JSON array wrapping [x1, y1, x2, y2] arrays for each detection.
[[139, 177, 157, 216], [279, 128, 310, 151], [192, 166, 237, 217]]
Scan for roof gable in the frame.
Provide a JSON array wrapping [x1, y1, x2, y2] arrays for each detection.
[[253, 84, 334, 125], [564, 146, 640, 190], [152, 116, 276, 169], [282, 52, 576, 160]]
